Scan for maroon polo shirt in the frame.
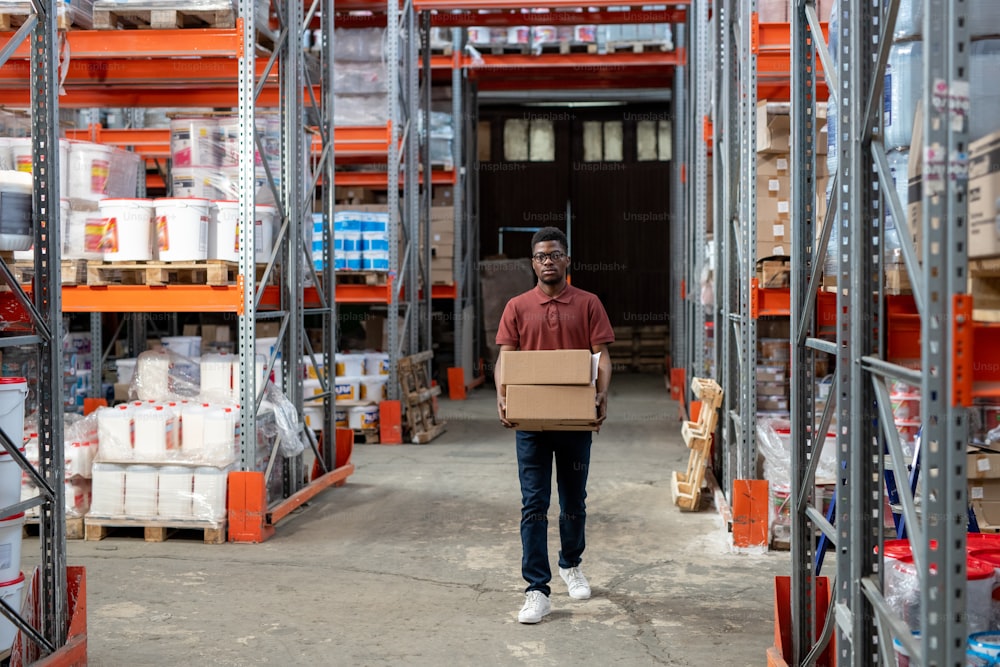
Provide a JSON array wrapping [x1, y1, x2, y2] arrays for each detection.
[[496, 283, 615, 351]]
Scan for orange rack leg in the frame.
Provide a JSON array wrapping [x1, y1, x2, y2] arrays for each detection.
[[227, 471, 275, 544]]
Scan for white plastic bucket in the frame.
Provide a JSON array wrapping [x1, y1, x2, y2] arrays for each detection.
[[180, 402, 211, 457], [334, 376, 361, 402], [0, 377, 27, 452], [335, 353, 366, 376], [0, 513, 25, 583], [348, 404, 379, 430], [67, 141, 114, 200], [123, 465, 158, 518], [0, 171, 33, 251], [157, 466, 193, 519], [154, 197, 209, 261], [335, 408, 348, 428], [161, 336, 201, 359], [132, 405, 174, 461], [89, 462, 126, 516], [364, 352, 390, 376], [170, 117, 219, 168], [209, 200, 240, 262], [9, 138, 68, 196], [98, 198, 154, 261], [0, 446, 25, 510], [0, 572, 25, 653], [203, 406, 237, 463], [360, 375, 388, 403], [303, 378, 323, 403], [200, 355, 235, 402], [302, 405, 324, 430], [507, 26, 529, 44], [96, 405, 133, 460], [63, 206, 105, 261], [192, 466, 227, 521], [115, 358, 137, 385], [254, 204, 276, 264]]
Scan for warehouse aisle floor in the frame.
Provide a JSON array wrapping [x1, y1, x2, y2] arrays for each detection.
[[34, 373, 791, 666]]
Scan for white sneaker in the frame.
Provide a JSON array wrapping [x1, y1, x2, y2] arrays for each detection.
[[518, 590, 551, 624], [559, 566, 591, 600]]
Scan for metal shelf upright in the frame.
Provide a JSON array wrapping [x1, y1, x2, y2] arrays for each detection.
[[711, 0, 757, 503], [785, 0, 973, 663], [0, 2, 71, 660]]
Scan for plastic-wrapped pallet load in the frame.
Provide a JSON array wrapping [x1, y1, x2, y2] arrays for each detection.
[[895, 0, 1000, 40]]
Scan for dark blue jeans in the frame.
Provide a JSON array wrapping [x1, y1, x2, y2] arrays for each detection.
[[515, 429, 592, 596]]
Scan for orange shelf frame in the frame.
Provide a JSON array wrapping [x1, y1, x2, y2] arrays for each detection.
[[755, 21, 830, 102], [333, 169, 457, 187]]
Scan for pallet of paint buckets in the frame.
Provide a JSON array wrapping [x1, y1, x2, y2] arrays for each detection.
[[84, 516, 226, 544], [91, 0, 234, 29]]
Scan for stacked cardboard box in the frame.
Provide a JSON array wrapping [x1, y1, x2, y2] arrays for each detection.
[[427, 206, 455, 285], [969, 450, 1000, 531], [500, 350, 597, 431], [756, 102, 829, 260], [756, 320, 791, 417]]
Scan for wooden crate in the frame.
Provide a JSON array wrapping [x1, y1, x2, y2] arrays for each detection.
[[398, 351, 446, 444]]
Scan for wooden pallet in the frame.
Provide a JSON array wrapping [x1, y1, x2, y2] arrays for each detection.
[[23, 516, 85, 540], [92, 1, 234, 29], [0, 6, 79, 31], [353, 427, 380, 444], [84, 516, 226, 544], [673, 377, 724, 512], [605, 40, 672, 53], [335, 270, 388, 286], [11, 259, 89, 286], [398, 351, 447, 444], [86, 260, 240, 287]]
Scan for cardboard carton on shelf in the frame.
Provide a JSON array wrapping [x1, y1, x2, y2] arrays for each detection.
[[969, 450, 1000, 529], [968, 128, 1000, 258]]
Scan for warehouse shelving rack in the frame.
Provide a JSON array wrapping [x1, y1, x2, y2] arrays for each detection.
[[782, 0, 978, 664], [0, 0, 362, 545]]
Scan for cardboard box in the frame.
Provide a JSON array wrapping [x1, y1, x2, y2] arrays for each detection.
[[756, 365, 789, 383], [430, 268, 454, 285], [758, 258, 790, 288], [757, 381, 789, 397], [505, 384, 597, 430], [500, 349, 593, 386], [907, 103, 923, 260], [968, 128, 1000, 258], [430, 206, 454, 222], [757, 102, 791, 154], [969, 450, 1000, 527], [757, 153, 790, 178], [432, 187, 453, 207]]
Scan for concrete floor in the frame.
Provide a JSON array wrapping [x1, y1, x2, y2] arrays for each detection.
[[25, 373, 790, 666]]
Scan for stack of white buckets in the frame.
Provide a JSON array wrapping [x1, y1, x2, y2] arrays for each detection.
[[0, 377, 29, 654], [325, 352, 390, 431]]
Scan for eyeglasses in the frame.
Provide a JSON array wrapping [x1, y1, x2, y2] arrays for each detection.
[[531, 251, 566, 263]]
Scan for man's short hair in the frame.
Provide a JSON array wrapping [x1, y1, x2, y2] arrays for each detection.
[[530, 226, 568, 252]]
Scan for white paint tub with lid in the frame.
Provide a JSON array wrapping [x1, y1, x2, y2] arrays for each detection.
[[0, 446, 25, 509], [154, 197, 210, 261], [348, 404, 379, 430], [9, 137, 68, 195], [98, 198, 154, 261], [0, 572, 25, 652], [67, 140, 114, 200], [254, 204, 277, 264], [0, 513, 25, 584], [0, 171, 33, 251], [209, 199, 240, 262], [0, 377, 27, 453]]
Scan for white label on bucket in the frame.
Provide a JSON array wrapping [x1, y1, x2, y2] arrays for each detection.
[[0, 544, 9, 569], [973, 486, 985, 499], [980, 458, 992, 472]]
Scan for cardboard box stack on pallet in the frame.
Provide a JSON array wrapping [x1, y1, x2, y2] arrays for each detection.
[[756, 101, 829, 264], [609, 325, 669, 373]]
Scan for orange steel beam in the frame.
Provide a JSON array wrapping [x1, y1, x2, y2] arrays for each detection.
[[58, 284, 281, 312], [0, 87, 292, 108], [0, 28, 241, 58], [412, 0, 689, 9], [267, 462, 355, 525], [332, 170, 456, 187], [470, 50, 684, 70], [426, 8, 686, 26]]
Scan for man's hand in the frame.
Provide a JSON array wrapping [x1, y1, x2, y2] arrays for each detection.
[[592, 390, 608, 431], [498, 392, 515, 428]]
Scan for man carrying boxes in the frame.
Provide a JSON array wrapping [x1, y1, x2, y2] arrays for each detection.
[[495, 227, 614, 624]]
